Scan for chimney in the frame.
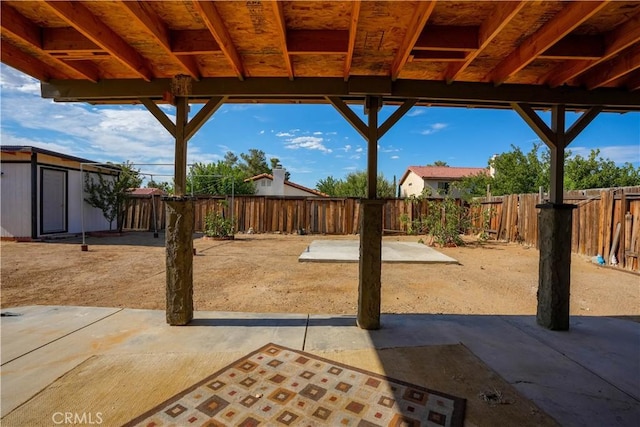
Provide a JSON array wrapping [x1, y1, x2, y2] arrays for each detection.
[[272, 167, 286, 196]]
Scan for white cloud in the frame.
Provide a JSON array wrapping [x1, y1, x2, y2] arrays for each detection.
[[391, 155, 400, 159], [407, 108, 426, 117], [343, 166, 357, 171], [284, 136, 332, 153], [349, 154, 361, 160], [259, 130, 265, 135], [313, 131, 323, 135], [343, 144, 352, 152], [276, 132, 294, 137], [420, 122, 448, 135], [355, 147, 363, 153], [570, 145, 640, 165]]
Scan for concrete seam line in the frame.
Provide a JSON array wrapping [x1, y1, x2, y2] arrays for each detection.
[[1, 308, 125, 367], [302, 314, 310, 351]]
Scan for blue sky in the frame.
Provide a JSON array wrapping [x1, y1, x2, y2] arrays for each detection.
[[1, 64, 638, 189]]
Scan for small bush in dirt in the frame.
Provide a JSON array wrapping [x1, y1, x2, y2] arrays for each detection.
[[419, 197, 470, 247], [204, 211, 235, 238]]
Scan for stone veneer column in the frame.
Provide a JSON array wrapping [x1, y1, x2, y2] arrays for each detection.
[[358, 199, 385, 330], [536, 203, 576, 330], [165, 196, 194, 325]]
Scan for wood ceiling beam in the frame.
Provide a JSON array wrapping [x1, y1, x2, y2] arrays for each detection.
[[545, 12, 640, 87], [539, 35, 604, 60], [414, 26, 478, 52], [580, 44, 640, 89], [623, 72, 640, 92], [193, 0, 245, 80], [119, 1, 200, 80], [1, 4, 100, 82], [41, 77, 640, 111], [445, 1, 526, 83], [326, 96, 368, 140], [171, 30, 220, 55], [43, 1, 153, 81], [271, 0, 293, 80], [391, 0, 436, 81], [0, 40, 57, 82], [344, 0, 361, 82], [511, 103, 556, 147], [488, 1, 609, 85], [287, 30, 349, 54]]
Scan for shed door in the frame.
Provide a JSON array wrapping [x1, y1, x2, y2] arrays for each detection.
[[41, 168, 67, 234]]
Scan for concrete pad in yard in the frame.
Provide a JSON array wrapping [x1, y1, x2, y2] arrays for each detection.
[[298, 239, 458, 263]]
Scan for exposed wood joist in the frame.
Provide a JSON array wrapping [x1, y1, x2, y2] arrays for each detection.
[[192, 0, 245, 80], [391, 0, 436, 80], [580, 44, 640, 89], [41, 77, 640, 110], [271, 0, 293, 80], [539, 35, 604, 60], [42, 28, 102, 54], [545, 12, 640, 87], [43, 0, 153, 81], [287, 30, 349, 54], [0, 4, 99, 82], [445, 1, 526, 83], [414, 26, 478, 51], [488, 1, 609, 85], [0, 40, 57, 82], [119, 0, 200, 79], [623, 72, 640, 92], [171, 30, 220, 55], [344, 0, 361, 81]]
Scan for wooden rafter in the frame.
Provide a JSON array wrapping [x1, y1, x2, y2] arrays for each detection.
[[623, 72, 640, 92], [119, 1, 200, 80], [193, 0, 245, 81], [0, 3, 99, 82], [271, 0, 293, 80], [488, 1, 609, 85], [445, 1, 526, 83], [43, 1, 153, 81], [580, 44, 640, 89], [344, 0, 361, 81], [0, 40, 56, 82], [42, 28, 102, 53], [391, 0, 436, 81], [545, 12, 640, 87]]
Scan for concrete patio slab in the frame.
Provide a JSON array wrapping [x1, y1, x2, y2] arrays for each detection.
[[298, 239, 459, 263], [1, 306, 638, 426]]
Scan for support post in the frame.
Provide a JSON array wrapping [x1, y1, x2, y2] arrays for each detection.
[[165, 197, 194, 325], [358, 96, 383, 330], [536, 203, 575, 330]]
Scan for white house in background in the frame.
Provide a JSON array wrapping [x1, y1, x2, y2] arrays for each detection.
[[399, 165, 488, 198], [0, 146, 118, 240], [245, 168, 328, 197]]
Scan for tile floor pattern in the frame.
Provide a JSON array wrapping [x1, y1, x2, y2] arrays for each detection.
[[124, 343, 465, 427]]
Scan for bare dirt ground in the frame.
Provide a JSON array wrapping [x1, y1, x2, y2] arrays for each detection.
[[1, 232, 638, 317]]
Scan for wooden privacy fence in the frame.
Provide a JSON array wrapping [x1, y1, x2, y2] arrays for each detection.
[[122, 195, 461, 235], [470, 186, 640, 272]]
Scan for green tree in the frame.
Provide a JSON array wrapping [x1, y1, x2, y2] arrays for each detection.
[[84, 162, 142, 231], [146, 179, 172, 194], [223, 151, 239, 166], [490, 143, 549, 195], [239, 149, 270, 177], [454, 171, 492, 199], [428, 160, 449, 166], [315, 171, 395, 197], [565, 149, 640, 190], [187, 161, 255, 195]]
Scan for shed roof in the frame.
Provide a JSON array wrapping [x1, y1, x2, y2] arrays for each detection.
[[0, 1, 638, 111], [400, 166, 487, 184]]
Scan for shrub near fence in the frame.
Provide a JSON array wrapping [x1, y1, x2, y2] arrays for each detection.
[[122, 195, 462, 235], [469, 186, 640, 272]]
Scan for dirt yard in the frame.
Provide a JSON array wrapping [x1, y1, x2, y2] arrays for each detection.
[[1, 232, 638, 317]]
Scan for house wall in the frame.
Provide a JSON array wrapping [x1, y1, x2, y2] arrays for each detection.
[[253, 178, 274, 196], [399, 171, 425, 197], [69, 170, 112, 233], [283, 185, 318, 197], [423, 179, 464, 198], [0, 163, 32, 238]]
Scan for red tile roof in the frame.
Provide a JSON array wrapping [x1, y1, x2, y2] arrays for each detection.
[[400, 166, 487, 184], [128, 188, 165, 196]]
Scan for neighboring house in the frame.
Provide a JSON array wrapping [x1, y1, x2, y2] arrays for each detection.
[[245, 168, 327, 197], [0, 146, 118, 240], [399, 166, 488, 198]]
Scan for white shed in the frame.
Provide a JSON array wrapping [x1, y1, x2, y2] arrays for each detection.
[[1, 146, 117, 240]]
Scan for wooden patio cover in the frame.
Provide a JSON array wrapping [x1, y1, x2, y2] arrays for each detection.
[[1, 1, 639, 110]]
